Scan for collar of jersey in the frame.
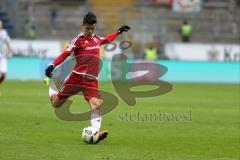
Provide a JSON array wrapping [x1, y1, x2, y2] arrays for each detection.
[[81, 32, 95, 39]]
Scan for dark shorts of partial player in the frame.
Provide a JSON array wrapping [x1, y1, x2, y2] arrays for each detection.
[[57, 72, 100, 102]]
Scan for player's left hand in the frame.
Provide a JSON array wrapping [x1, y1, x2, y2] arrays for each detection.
[[118, 25, 131, 34]]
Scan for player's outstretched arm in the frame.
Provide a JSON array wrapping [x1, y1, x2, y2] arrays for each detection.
[[45, 50, 72, 78], [100, 25, 131, 45], [45, 43, 76, 78]]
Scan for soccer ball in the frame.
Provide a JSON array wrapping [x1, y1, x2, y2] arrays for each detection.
[[82, 126, 99, 144]]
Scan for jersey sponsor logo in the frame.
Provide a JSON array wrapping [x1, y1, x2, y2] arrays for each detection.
[[85, 45, 100, 50]]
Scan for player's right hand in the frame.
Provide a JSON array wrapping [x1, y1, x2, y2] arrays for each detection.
[[45, 64, 55, 78]]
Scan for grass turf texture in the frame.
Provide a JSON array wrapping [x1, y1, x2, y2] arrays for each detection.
[[0, 81, 239, 160]]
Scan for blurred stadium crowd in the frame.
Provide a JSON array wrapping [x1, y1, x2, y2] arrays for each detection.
[[0, 0, 239, 60]]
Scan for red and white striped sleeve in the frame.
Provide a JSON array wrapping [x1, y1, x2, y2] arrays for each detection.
[[100, 31, 120, 45], [53, 33, 82, 66]]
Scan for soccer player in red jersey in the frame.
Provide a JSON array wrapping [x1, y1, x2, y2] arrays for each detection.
[[45, 12, 130, 143]]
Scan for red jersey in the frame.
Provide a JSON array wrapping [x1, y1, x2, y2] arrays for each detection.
[[53, 32, 120, 80]]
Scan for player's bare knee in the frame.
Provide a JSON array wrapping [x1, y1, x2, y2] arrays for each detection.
[[89, 97, 101, 110], [52, 101, 59, 108], [50, 94, 57, 104], [52, 100, 65, 108], [51, 95, 66, 108]]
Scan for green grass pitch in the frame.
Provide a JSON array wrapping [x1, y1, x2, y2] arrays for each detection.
[[0, 81, 239, 160]]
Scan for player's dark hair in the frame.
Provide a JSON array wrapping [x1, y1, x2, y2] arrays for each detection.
[[83, 12, 97, 25]]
